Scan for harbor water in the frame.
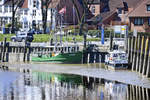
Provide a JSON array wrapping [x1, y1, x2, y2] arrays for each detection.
[[0, 63, 150, 100]]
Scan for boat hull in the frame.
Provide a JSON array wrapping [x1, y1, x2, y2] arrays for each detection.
[[106, 63, 128, 70], [32, 51, 83, 64]]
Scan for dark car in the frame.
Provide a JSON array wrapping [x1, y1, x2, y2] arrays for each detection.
[[11, 31, 34, 42]]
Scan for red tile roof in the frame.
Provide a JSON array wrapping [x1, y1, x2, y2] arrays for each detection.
[[128, 0, 150, 17]]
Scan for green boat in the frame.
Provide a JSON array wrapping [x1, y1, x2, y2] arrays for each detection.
[[32, 51, 83, 64]]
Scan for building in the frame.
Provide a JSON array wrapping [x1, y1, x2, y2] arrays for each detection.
[[128, 0, 150, 32], [0, 0, 57, 33], [0, 0, 87, 33], [88, 0, 144, 29], [0, 0, 13, 33]]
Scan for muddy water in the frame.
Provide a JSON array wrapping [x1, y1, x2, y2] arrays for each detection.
[[0, 69, 149, 100]]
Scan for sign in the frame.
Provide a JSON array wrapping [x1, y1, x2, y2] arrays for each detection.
[[114, 25, 127, 34]]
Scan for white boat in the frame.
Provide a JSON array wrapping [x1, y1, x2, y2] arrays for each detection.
[[105, 50, 128, 70]]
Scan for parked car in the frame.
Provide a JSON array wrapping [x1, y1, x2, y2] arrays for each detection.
[[11, 31, 34, 42]]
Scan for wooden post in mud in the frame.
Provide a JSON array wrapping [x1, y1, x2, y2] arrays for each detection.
[[128, 37, 131, 67], [139, 36, 145, 73], [142, 37, 149, 76], [142, 87, 146, 100], [146, 52, 150, 77], [129, 85, 133, 100], [135, 86, 139, 100], [2, 37, 7, 62], [132, 85, 136, 100], [130, 37, 135, 64], [23, 40, 27, 62], [136, 36, 141, 72], [132, 37, 138, 71], [138, 86, 142, 100]]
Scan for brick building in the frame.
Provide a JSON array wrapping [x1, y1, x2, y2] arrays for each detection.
[[128, 0, 150, 32]]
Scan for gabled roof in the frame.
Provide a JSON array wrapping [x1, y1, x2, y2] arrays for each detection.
[[90, 0, 123, 23], [122, 0, 143, 8], [128, 0, 150, 17]]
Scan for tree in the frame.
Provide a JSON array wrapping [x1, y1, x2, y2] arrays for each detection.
[[5, 0, 24, 33], [41, 0, 52, 34], [71, 0, 94, 48]]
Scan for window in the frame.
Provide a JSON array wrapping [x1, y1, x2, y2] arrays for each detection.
[[147, 5, 150, 11], [0, 6, 2, 13], [24, 22, 28, 28], [4, 6, 8, 13], [148, 18, 150, 26], [24, 10, 28, 15], [33, 0, 36, 7], [9, 6, 12, 12], [118, 8, 122, 14], [91, 6, 95, 14], [19, 10, 23, 15], [134, 18, 144, 25], [33, 10, 36, 16]]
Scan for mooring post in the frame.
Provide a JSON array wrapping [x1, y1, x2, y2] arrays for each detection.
[[23, 40, 27, 62], [146, 50, 150, 78], [132, 36, 138, 71], [128, 37, 131, 66], [142, 87, 146, 100], [2, 37, 7, 62], [130, 36, 135, 65], [130, 85, 133, 100], [142, 37, 149, 76], [132, 85, 136, 100], [138, 86, 142, 100], [139, 36, 145, 73], [136, 86, 139, 100], [0, 42, 3, 62], [136, 36, 141, 72]]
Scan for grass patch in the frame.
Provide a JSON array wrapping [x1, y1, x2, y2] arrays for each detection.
[[0, 34, 101, 42]]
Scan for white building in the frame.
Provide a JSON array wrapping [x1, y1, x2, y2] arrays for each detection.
[[0, 0, 56, 33]]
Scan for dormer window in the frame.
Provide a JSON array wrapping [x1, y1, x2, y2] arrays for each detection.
[[147, 5, 150, 11]]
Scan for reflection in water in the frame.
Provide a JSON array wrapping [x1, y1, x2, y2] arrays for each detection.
[[0, 69, 149, 100]]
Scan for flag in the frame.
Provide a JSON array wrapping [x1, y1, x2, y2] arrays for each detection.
[[59, 6, 66, 14]]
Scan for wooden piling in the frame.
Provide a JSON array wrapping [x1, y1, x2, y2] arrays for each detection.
[[142, 87, 146, 100], [142, 37, 149, 75], [135, 86, 139, 100], [130, 85, 133, 100], [128, 37, 131, 67], [138, 86, 142, 100], [132, 85, 136, 100], [136, 36, 141, 72], [132, 37, 138, 71], [130, 37, 135, 64], [146, 53, 150, 78], [2, 37, 7, 62], [139, 36, 145, 73]]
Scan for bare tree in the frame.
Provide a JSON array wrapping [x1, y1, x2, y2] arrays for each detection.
[[71, 0, 94, 34], [71, 0, 94, 48], [41, 0, 52, 34], [5, 0, 24, 33]]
